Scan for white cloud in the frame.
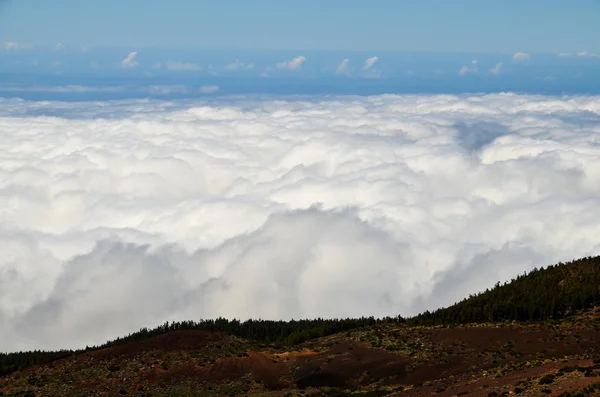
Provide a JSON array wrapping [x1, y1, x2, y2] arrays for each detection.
[[121, 52, 139, 68], [558, 52, 598, 59], [55, 43, 66, 51], [336, 59, 350, 74], [199, 85, 220, 94], [166, 60, 202, 71], [363, 56, 379, 70], [3, 42, 21, 51], [490, 62, 503, 75], [459, 60, 479, 76], [0, 84, 218, 95], [1, 94, 600, 351], [225, 60, 254, 70], [276, 56, 306, 70], [512, 52, 530, 61]]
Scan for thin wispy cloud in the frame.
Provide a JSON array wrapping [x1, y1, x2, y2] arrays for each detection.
[[199, 85, 220, 93], [512, 52, 530, 61], [490, 62, 503, 75], [121, 52, 139, 68], [558, 52, 598, 59], [55, 43, 66, 51], [225, 59, 254, 70], [166, 61, 202, 71], [0, 84, 218, 94], [459, 60, 479, 76], [276, 56, 306, 70], [363, 56, 379, 70], [336, 59, 350, 74], [3, 41, 21, 51]]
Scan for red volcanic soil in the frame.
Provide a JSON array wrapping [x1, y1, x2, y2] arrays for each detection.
[[1, 317, 600, 396], [90, 330, 232, 359], [294, 341, 413, 388]]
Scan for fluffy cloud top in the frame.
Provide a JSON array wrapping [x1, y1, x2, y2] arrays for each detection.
[[1, 94, 600, 351], [166, 61, 202, 71], [121, 52, 139, 68], [512, 52, 530, 61], [363, 56, 378, 70], [276, 56, 306, 70]]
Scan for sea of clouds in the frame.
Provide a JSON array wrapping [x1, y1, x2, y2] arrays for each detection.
[[1, 93, 600, 351]]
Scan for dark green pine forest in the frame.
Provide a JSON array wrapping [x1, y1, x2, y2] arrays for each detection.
[[410, 255, 600, 325], [1, 255, 599, 378]]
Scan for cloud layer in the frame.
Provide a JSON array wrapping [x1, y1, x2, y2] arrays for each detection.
[[1, 94, 600, 351]]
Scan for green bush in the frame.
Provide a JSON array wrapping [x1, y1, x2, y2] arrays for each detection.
[[539, 374, 556, 385]]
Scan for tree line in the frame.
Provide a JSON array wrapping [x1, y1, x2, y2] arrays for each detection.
[[2, 255, 599, 378], [409, 255, 600, 325], [0, 317, 401, 377]]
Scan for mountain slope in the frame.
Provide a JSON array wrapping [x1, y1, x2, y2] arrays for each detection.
[[1, 255, 599, 396], [411, 256, 600, 326]]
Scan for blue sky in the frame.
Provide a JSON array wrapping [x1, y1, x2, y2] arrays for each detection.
[[1, 0, 600, 98], [1, 0, 599, 53]]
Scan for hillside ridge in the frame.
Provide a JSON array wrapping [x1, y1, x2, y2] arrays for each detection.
[[0, 255, 599, 396]]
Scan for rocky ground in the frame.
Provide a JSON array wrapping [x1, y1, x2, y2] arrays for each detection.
[[1, 310, 599, 396]]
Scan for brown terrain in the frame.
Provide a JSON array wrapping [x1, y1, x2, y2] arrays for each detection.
[[1, 310, 599, 396]]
